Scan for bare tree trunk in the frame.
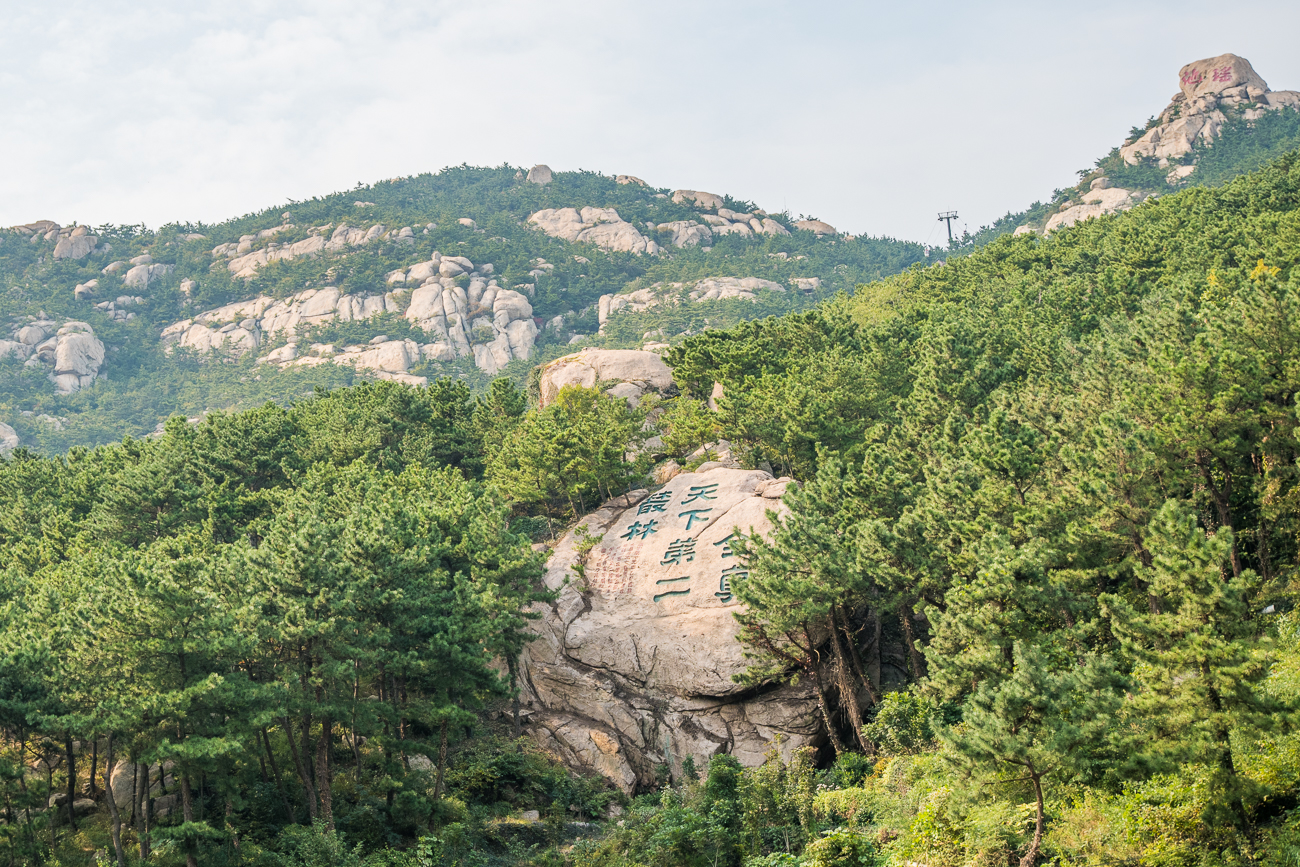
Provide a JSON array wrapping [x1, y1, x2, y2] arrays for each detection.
[[316, 718, 334, 831], [137, 762, 151, 861], [1019, 767, 1046, 867], [179, 774, 198, 867], [282, 717, 318, 820], [825, 614, 872, 753], [835, 606, 881, 705], [899, 604, 927, 681], [352, 660, 363, 773], [804, 625, 846, 756], [434, 719, 449, 799], [102, 736, 127, 867], [261, 728, 296, 824], [89, 737, 98, 800], [64, 735, 77, 831]]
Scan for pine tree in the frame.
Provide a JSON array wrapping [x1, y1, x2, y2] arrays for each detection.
[[1102, 500, 1285, 834]]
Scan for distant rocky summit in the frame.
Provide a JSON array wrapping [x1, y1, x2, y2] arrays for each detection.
[[1038, 54, 1299, 234]]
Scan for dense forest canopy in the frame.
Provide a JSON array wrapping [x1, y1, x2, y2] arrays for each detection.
[[6, 151, 1300, 866]]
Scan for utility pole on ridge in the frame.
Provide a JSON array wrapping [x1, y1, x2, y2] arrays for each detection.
[[938, 211, 959, 244]]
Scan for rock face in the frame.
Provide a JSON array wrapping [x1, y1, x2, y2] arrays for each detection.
[[3, 318, 105, 394], [1045, 181, 1139, 233], [52, 226, 99, 259], [209, 222, 406, 279], [671, 190, 725, 210], [1120, 54, 1299, 167], [528, 208, 660, 255], [0, 423, 18, 454], [597, 277, 792, 329], [5, 222, 103, 257], [162, 255, 539, 377], [50, 323, 106, 394], [527, 164, 554, 185], [520, 468, 821, 792], [537, 349, 674, 408], [793, 220, 836, 236]]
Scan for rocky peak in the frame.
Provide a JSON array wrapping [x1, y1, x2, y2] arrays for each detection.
[[1177, 53, 1268, 101]]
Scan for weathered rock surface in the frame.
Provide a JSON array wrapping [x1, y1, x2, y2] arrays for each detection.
[[671, 190, 725, 210], [1045, 184, 1138, 233], [520, 468, 820, 792], [49, 322, 106, 394], [5, 319, 105, 394], [537, 349, 674, 408], [527, 164, 554, 185], [597, 277, 791, 328], [793, 219, 837, 236], [0, 423, 18, 454], [209, 222, 402, 279], [528, 208, 660, 255], [1120, 54, 1299, 167], [123, 262, 174, 289], [53, 226, 99, 259], [163, 253, 538, 376], [656, 220, 713, 248], [109, 761, 176, 811]]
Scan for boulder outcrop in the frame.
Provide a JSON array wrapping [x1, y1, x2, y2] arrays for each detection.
[[520, 468, 821, 792], [1120, 54, 1299, 168], [4, 319, 105, 394], [793, 219, 836, 236], [49, 323, 107, 394], [52, 226, 99, 259], [209, 222, 408, 279], [0, 423, 17, 454], [162, 255, 539, 376], [528, 208, 660, 255], [671, 190, 725, 210], [597, 277, 792, 329], [527, 164, 554, 185], [5, 222, 103, 258], [1045, 180, 1141, 232], [538, 349, 674, 408]]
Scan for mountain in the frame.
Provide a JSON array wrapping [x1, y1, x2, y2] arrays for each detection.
[[986, 53, 1300, 239], [2, 53, 1298, 458], [5, 52, 1300, 867], [0, 168, 926, 452]]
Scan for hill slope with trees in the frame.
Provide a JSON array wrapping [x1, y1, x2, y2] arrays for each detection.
[[5, 146, 1300, 865]]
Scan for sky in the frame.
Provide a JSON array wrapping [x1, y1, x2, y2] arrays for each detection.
[[2, 1, 1299, 244]]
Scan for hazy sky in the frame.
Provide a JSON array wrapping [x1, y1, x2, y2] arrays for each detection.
[[3, 1, 1299, 243]]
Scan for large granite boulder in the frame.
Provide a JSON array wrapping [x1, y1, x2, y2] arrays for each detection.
[[43, 323, 105, 395], [1120, 54, 1299, 167], [1178, 53, 1268, 100], [53, 226, 98, 259], [538, 349, 674, 408], [528, 207, 660, 255], [520, 468, 819, 792]]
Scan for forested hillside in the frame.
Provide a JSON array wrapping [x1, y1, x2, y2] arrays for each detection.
[[6, 144, 1300, 866], [0, 167, 924, 453]]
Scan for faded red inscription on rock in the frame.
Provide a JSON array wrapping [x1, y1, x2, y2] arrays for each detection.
[[586, 541, 641, 594]]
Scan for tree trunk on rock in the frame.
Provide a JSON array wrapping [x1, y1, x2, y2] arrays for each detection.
[[102, 736, 126, 867]]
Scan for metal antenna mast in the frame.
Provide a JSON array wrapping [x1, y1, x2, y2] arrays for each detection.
[[938, 211, 959, 243]]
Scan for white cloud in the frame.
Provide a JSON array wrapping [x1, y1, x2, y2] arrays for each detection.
[[1, 1, 1299, 240]]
